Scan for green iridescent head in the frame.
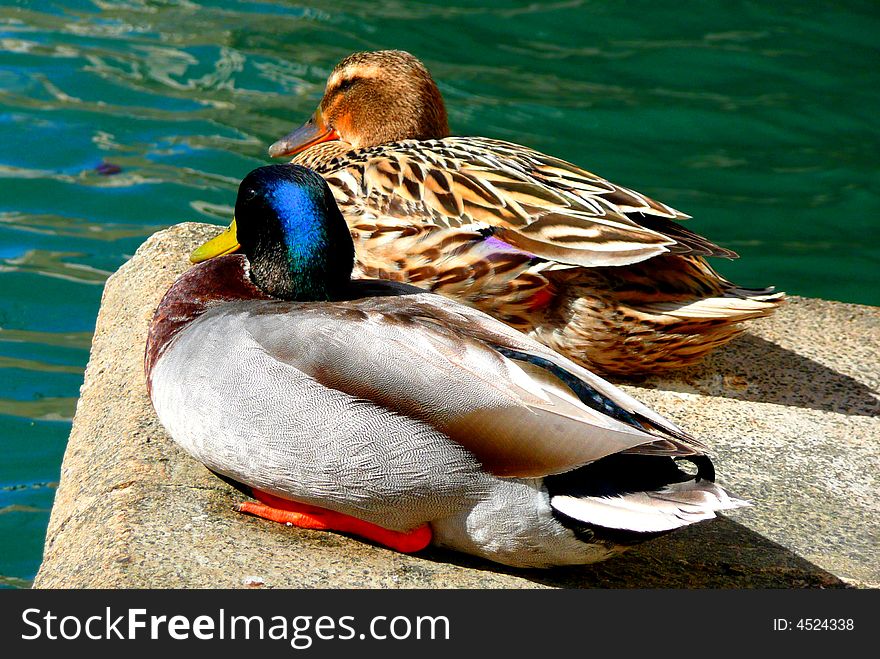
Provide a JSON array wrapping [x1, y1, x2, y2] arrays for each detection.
[[191, 164, 354, 301]]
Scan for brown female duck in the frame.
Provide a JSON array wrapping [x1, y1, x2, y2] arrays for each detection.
[[268, 50, 783, 375]]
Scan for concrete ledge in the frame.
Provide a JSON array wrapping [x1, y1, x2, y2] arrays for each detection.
[[34, 223, 879, 588]]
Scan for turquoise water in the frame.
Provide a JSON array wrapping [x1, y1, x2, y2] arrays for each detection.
[[0, 0, 877, 587]]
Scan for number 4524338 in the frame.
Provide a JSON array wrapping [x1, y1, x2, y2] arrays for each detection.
[[773, 619, 854, 631]]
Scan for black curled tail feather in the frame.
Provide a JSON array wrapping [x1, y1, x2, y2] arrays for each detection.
[[492, 345, 642, 428]]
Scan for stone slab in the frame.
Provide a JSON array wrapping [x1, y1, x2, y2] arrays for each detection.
[[33, 223, 878, 588]]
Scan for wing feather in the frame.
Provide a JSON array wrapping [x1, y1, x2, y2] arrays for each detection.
[[309, 136, 732, 267], [242, 292, 704, 477]]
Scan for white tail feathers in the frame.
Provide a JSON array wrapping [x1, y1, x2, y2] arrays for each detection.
[[551, 481, 749, 534], [642, 292, 784, 322]]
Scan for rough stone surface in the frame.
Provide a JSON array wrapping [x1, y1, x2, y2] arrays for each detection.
[[34, 223, 879, 589]]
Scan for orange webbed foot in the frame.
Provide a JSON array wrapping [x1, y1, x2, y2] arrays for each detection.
[[236, 489, 432, 554]]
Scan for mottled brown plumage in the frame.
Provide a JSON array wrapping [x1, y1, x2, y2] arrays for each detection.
[[269, 50, 783, 375]]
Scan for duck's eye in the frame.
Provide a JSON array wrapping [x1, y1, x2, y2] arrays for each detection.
[[244, 187, 259, 202], [336, 77, 358, 94]]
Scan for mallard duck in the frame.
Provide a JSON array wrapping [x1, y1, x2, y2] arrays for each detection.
[[145, 164, 744, 568], [268, 50, 783, 376]]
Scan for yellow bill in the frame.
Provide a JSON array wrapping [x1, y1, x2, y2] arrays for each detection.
[[190, 219, 240, 263]]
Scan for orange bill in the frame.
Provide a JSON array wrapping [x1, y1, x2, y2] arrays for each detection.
[[268, 106, 339, 158]]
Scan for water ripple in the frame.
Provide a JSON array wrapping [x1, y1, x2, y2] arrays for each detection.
[[0, 250, 112, 285], [0, 574, 32, 589], [0, 397, 77, 422], [0, 356, 83, 375], [0, 504, 51, 515], [0, 328, 92, 350], [0, 212, 167, 242]]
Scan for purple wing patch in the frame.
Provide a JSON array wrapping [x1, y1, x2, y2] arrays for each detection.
[[482, 235, 536, 259]]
